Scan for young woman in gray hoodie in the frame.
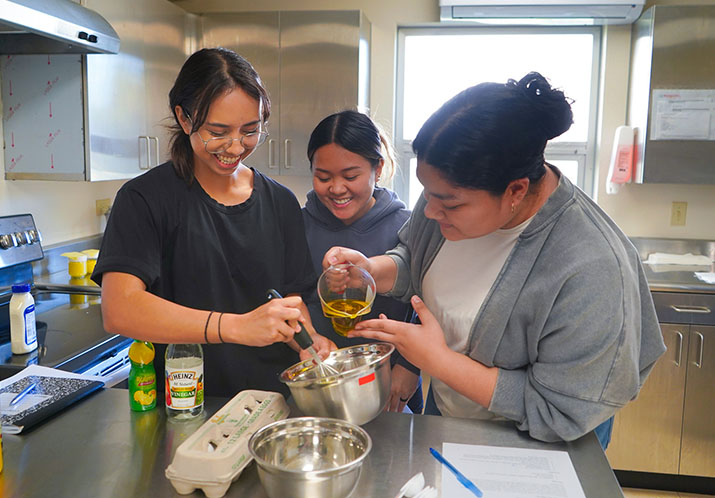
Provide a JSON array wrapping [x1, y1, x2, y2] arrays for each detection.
[[325, 74, 665, 448], [302, 110, 422, 413]]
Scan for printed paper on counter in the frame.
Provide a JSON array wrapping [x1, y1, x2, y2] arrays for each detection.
[[441, 442, 586, 498]]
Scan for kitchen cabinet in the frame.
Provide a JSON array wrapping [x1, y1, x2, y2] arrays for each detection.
[[680, 323, 715, 477], [199, 10, 371, 177], [1, 0, 187, 181], [627, 6, 715, 185], [606, 292, 715, 478]]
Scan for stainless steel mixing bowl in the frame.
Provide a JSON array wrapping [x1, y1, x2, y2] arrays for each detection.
[[248, 417, 372, 498], [279, 343, 394, 425]]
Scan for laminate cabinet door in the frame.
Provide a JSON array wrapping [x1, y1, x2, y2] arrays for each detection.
[[606, 324, 687, 473], [680, 325, 715, 477]]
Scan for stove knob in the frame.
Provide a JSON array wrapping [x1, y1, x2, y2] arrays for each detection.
[[28, 229, 43, 244], [0, 233, 17, 249], [14, 231, 29, 245]]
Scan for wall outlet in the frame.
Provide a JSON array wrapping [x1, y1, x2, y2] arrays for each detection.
[[670, 201, 687, 226], [96, 198, 111, 216]]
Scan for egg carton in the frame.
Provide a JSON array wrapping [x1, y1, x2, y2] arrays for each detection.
[[165, 390, 289, 498]]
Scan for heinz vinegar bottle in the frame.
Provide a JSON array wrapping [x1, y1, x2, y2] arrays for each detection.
[[165, 343, 204, 419]]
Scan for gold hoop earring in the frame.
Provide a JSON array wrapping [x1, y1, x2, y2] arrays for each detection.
[[511, 202, 515, 214]]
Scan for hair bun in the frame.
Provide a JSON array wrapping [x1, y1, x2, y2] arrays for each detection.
[[509, 72, 573, 141]]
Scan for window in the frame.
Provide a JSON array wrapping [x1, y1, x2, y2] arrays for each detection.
[[394, 26, 601, 208]]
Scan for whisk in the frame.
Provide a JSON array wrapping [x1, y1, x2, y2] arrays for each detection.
[[266, 289, 340, 378]]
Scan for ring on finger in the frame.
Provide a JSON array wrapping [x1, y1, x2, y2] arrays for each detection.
[[400, 397, 409, 402]]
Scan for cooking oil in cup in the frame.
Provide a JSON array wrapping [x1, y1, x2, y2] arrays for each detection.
[[317, 263, 375, 337], [321, 298, 372, 336]]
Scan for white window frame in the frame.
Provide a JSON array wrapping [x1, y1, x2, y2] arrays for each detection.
[[393, 25, 602, 204]]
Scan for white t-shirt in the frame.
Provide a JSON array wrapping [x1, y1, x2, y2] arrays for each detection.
[[422, 216, 533, 418]]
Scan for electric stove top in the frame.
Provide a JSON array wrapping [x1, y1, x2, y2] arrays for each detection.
[[0, 214, 131, 383]]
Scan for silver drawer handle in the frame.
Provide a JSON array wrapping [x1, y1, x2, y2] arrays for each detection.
[[149, 136, 160, 167], [138, 136, 150, 170], [669, 305, 711, 314], [284, 139, 292, 169], [693, 332, 704, 368], [268, 139, 277, 168], [675, 331, 683, 367]]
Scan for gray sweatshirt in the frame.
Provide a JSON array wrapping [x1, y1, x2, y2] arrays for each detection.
[[386, 172, 665, 442]]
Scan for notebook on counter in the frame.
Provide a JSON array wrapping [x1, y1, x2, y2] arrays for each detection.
[[0, 365, 104, 434]]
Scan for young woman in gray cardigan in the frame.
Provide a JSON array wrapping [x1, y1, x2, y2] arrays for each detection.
[[324, 73, 665, 448]]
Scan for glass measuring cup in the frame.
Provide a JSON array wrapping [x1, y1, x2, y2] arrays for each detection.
[[317, 263, 376, 337]]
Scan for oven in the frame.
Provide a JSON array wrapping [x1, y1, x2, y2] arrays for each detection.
[[0, 214, 131, 386]]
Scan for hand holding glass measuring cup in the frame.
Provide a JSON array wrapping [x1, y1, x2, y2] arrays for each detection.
[[317, 263, 376, 337]]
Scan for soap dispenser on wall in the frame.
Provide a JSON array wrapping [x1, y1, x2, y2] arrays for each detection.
[[606, 125, 635, 194]]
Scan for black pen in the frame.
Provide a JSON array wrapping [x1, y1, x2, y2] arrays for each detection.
[[10, 382, 38, 406]]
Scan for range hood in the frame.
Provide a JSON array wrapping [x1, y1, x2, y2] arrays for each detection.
[[0, 0, 119, 54]]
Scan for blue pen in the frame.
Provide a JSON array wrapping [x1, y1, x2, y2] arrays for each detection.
[[430, 447, 483, 498], [10, 382, 37, 406]]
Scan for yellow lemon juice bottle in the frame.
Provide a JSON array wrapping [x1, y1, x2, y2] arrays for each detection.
[[128, 340, 157, 411]]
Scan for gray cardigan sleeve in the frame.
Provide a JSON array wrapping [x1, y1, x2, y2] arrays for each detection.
[[384, 222, 415, 299], [385, 196, 444, 302], [485, 221, 664, 442], [487, 261, 630, 442]]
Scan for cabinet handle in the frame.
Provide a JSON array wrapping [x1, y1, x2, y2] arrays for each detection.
[[284, 139, 292, 169], [692, 332, 704, 368], [670, 305, 711, 314], [149, 136, 160, 167], [268, 139, 277, 168], [674, 330, 683, 367], [138, 136, 150, 170]]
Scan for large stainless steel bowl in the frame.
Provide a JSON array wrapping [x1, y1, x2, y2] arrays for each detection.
[[248, 417, 371, 498], [280, 343, 394, 425]]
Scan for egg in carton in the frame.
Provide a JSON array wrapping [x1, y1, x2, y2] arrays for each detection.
[[165, 390, 289, 498]]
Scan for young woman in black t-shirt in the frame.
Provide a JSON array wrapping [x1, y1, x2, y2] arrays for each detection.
[[93, 48, 335, 397]]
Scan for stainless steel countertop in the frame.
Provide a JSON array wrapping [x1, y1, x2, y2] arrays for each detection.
[[630, 237, 715, 294], [2, 388, 623, 497]]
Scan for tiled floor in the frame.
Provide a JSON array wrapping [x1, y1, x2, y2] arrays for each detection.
[[623, 489, 713, 497]]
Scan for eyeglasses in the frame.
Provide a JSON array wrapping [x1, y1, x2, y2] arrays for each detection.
[[185, 113, 268, 154], [194, 127, 268, 154]]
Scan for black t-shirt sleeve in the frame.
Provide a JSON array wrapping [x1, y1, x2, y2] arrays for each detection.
[[278, 189, 317, 296], [91, 184, 163, 289]]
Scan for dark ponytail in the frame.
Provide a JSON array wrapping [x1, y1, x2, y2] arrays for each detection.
[[412, 71, 573, 194], [168, 48, 271, 183]]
